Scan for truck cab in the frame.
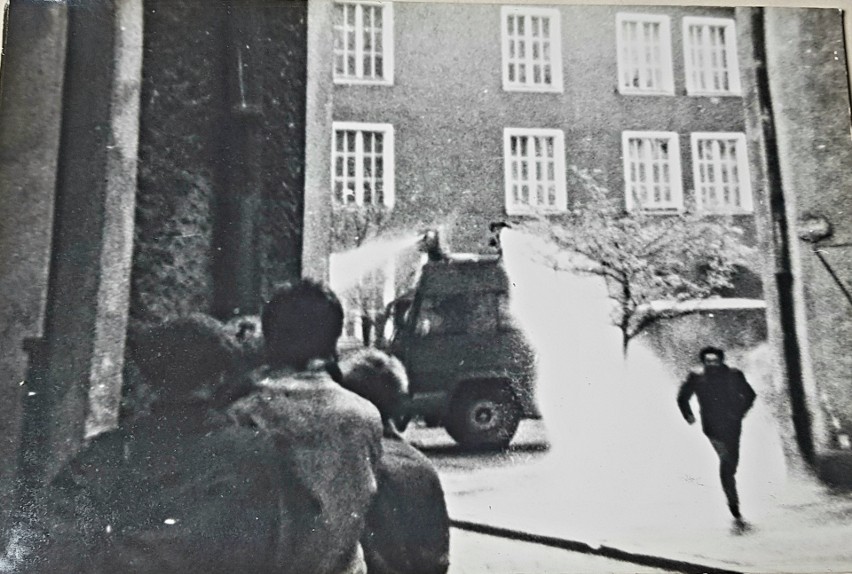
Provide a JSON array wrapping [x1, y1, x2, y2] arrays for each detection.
[[387, 233, 539, 450]]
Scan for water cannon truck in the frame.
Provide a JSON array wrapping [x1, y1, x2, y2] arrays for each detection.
[[386, 227, 539, 450]]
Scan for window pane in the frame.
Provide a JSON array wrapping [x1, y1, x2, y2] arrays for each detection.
[[619, 17, 670, 92], [334, 3, 387, 81], [687, 22, 735, 93], [376, 181, 384, 205]]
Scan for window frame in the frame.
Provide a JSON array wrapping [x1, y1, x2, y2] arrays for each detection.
[[331, 121, 395, 209], [503, 127, 568, 216], [622, 130, 684, 213], [615, 13, 674, 96], [333, 0, 395, 86], [682, 16, 741, 96], [500, 6, 564, 93], [690, 132, 753, 214]]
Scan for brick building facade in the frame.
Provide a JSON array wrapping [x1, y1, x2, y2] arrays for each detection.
[[309, 1, 761, 344]]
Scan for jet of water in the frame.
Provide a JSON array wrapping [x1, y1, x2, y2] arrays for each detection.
[[329, 232, 421, 295], [499, 227, 789, 537]]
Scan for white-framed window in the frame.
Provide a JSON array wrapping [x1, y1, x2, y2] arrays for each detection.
[[331, 122, 395, 208], [622, 131, 683, 212], [503, 128, 567, 215], [691, 133, 752, 213], [683, 17, 741, 96], [501, 6, 563, 93], [333, 1, 394, 85], [615, 13, 674, 95]]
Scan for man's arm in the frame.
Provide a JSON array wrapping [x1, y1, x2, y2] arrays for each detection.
[[677, 373, 698, 424], [734, 370, 757, 415]]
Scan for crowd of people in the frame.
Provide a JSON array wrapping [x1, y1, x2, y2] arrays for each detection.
[[12, 279, 450, 574]]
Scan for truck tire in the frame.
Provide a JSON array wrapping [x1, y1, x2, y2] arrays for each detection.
[[445, 384, 521, 450]]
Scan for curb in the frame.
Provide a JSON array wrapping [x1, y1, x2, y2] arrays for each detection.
[[450, 519, 742, 574]]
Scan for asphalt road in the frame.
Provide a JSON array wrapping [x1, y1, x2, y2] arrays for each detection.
[[406, 420, 678, 573], [449, 528, 676, 574], [405, 418, 551, 474]]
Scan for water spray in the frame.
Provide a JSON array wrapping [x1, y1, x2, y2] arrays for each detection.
[[329, 232, 421, 295]]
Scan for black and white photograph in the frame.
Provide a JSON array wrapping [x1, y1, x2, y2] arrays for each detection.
[[0, 0, 851, 572]]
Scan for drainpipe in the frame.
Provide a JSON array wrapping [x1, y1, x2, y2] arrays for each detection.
[[748, 8, 815, 467]]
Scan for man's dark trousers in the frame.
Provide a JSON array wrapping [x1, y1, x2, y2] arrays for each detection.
[[708, 429, 742, 519]]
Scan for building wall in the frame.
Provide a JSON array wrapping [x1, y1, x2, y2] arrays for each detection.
[[131, 0, 226, 324], [332, 2, 756, 252], [765, 8, 852, 453], [0, 0, 67, 528], [132, 0, 307, 326]]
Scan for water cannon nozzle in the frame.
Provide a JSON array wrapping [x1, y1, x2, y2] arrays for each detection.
[[419, 229, 446, 262]]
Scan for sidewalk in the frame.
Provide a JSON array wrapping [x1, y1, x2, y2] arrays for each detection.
[[442, 460, 852, 574]]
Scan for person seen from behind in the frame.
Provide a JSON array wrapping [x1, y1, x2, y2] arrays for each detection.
[[677, 346, 757, 534], [17, 314, 276, 574], [227, 279, 384, 574], [338, 348, 450, 574]]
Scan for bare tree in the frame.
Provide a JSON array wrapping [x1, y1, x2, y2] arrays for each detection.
[[522, 169, 754, 355]]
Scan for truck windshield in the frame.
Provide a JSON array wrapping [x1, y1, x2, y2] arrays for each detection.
[[415, 293, 509, 336]]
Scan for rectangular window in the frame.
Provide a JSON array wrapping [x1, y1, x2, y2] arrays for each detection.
[[333, 1, 394, 84], [616, 13, 673, 95], [691, 133, 752, 213], [683, 17, 740, 95], [503, 128, 567, 215], [622, 131, 683, 212], [501, 6, 563, 92], [332, 122, 395, 208]]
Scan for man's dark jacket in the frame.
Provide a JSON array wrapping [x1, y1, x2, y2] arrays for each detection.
[[677, 365, 756, 439], [20, 416, 308, 574], [361, 437, 450, 574]]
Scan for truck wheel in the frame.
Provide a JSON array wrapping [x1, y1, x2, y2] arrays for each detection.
[[445, 385, 521, 450]]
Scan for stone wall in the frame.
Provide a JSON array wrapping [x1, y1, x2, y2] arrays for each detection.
[[131, 0, 307, 325]]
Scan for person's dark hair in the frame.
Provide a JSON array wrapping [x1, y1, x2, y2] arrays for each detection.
[[126, 313, 250, 414], [340, 349, 409, 421], [262, 279, 344, 369], [699, 346, 725, 363], [224, 314, 265, 370]]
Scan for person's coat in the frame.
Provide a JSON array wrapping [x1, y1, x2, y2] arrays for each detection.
[[361, 436, 450, 574], [677, 365, 756, 440], [20, 417, 312, 574]]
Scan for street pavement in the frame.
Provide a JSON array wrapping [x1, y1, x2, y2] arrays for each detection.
[[408, 420, 852, 574], [449, 528, 677, 574], [415, 246, 852, 574]]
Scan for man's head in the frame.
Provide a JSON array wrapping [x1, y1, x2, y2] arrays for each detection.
[[126, 313, 251, 417], [262, 279, 344, 369], [339, 349, 409, 424], [699, 346, 725, 367]]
